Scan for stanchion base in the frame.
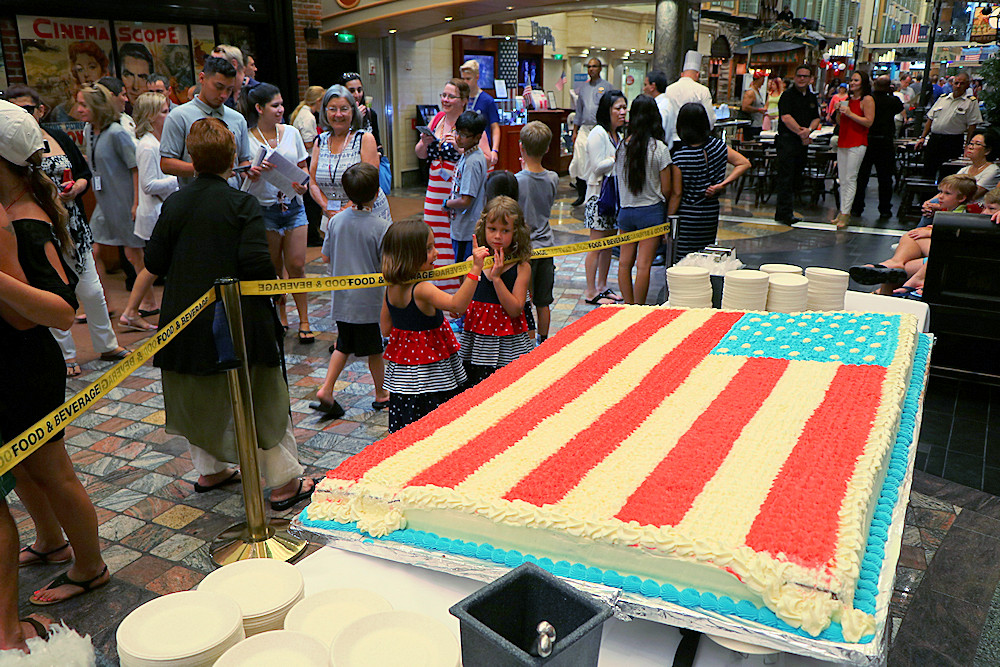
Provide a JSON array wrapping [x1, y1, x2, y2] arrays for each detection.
[[210, 519, 308, 566]]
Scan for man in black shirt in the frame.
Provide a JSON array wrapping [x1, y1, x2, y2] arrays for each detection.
[[851, 75, 903, 219], [774, 64, 821, 224]]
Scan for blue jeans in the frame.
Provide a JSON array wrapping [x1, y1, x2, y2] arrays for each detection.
[[452, 239, 472, 264], [261, 198, 308, 235]]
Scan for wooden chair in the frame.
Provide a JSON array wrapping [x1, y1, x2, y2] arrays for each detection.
[[734, 145, 773, 204], [803, 150, 838, 208]]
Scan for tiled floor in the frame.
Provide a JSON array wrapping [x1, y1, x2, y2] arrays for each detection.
[[9, 180, 999, 664]]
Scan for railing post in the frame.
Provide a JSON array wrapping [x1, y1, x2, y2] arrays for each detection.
[[210, 278, 306, 566]]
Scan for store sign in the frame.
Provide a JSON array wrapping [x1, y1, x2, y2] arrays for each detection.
[[17, 16, 115, 123], [115, 22, 195, 106], [971, 7, 999, 44]]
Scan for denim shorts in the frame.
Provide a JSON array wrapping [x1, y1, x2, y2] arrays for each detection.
[[618, 202, 665, 233], [262, 198, 308, 235]]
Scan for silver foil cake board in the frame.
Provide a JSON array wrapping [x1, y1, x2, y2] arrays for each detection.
[[292, 339, 932, 666]]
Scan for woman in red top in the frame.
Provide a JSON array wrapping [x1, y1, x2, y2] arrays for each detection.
[[833, 72, 874, 228]]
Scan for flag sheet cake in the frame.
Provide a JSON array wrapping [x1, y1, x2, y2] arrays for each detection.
[[305, 306, 922, 642]]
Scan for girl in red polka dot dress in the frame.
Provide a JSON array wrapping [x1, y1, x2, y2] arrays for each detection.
[[460, 196, 535, 386], [381, 219, 490, 432]]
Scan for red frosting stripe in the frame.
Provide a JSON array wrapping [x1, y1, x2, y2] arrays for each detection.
[[329, 306, 627, 481], [505, 311, 745, 507], [405, 308, 684, 489], [614, 356, 790, 526], [743, 363, 887, 568]]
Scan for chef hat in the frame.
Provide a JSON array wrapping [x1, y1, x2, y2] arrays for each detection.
[[682, 50, 703, 73]]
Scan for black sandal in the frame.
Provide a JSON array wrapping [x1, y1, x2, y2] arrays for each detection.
[[19, 542, 72, 567], [848, 264, 908, 286], [30, 565, 109, 606], [20, 617, 49, 640], [193, 469, 241, 493], [270, 478, 316, 511], [297, 328, 316, 344]]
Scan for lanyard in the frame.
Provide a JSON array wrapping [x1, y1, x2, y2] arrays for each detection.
[[325, 130, 354, 188]]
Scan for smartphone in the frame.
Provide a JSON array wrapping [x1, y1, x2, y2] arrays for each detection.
[[416, 125, 436, 137]]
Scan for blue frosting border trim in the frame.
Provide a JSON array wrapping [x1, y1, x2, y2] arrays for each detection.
[[299, 333, 932, 644]]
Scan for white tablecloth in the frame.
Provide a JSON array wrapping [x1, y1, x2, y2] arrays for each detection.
[[295, 546, 841, 666]]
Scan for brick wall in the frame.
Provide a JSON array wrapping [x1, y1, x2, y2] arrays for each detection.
[[290, 0, 322, 98], [1, 16, 26, 85]]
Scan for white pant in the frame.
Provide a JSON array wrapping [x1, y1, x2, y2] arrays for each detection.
[[568, 125, 593, 181], [50, 250, 119, 359], [188, 417, 304, 489], [836, 145, 867, 216]]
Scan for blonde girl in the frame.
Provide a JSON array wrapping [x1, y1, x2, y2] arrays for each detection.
[[380, 219, 488, 432], [459, 196, 534, 386]]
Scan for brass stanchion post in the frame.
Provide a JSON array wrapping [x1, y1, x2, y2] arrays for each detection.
[[210, 278, 306, 566]]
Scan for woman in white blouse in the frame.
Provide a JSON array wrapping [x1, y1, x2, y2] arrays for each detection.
[[244, 82, 313, 342], [957, 131, 999, 200], [118, 92, 176, 331], [290, 85, 324, 150]]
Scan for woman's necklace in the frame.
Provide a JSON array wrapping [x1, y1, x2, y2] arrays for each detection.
[[2, 187, 27, 211], [255, 125, 279, 147]]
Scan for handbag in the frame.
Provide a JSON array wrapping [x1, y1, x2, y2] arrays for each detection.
[[596, 173, 618, 216], [379, 155, 392, 195]]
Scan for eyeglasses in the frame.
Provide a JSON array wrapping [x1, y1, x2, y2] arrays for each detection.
[[967, 141, 986, 147], [440, 93, 460, 99]]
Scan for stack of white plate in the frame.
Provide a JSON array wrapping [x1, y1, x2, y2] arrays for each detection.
[[805, 267, 850, 311], [765, 274, 810, 313], [666, 266, 713, 308], [117, 590, 245, 667], [330, 611, 460, 667], [759, 263, 803, 276], [284, 589, 393, 649], [198, 558, 305, 636], [721, 270, 770, 311], [216, 630, 329, 666]]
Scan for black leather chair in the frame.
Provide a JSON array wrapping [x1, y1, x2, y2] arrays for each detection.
[[923, 212, 1000, 378]]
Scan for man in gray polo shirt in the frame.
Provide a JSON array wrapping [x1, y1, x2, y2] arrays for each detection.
[[568, 58, 610, 206], [160, 56, 251, 188]]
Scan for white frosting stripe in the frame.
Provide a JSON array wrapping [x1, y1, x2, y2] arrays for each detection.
[[555, 354, 747, 518], [361, 307, 653, 487], [456, 310, 716, 500], [676, 360, 840, 546]]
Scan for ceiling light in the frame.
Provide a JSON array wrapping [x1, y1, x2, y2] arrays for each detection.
[[507, 5, 514, 9], [444, 16, 453, 21], [601, 47, 607, 51], [388, 29, 397, 34]]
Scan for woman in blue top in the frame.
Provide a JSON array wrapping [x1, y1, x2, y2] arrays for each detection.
[[460, 60, 500, 168]]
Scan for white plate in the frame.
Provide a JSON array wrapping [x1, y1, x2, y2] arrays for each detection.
[[199, 558, 304, 617], [705, 632, 779, 655], [331, 611, 459, 667], [284, 589, 393, 648], [759, 263, 802, 275], [117, 590, 244, 661], [216, 630, 330, 666]]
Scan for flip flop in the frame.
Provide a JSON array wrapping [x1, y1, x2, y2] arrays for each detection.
[[119, 315, 157, 332], [848, 264, 908, 286], [20, 617, 49, 640], [372, 399, 390, 411], [193, 469, 241, 493], [598, 288, 624, 302], [309, 399, 345, 419], [138, 308, 160, 317], [65, 362, 81, 378], [270, 478, 316, 511], [19, 543, 72, 568], [584, 294, 615, 306], [29, 565, 109, 606], [99, 348, 130, 362], [297, 329, 316, 344]]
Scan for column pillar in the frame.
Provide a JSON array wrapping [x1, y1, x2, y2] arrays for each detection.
[[653, 0, 697, 82]]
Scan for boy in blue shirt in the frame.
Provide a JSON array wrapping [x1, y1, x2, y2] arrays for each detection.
[[444, 111, 488, 265], [515, 121, 559, 343], [312, 162, 391, 418]]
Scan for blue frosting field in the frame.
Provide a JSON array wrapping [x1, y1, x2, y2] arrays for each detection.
[[300, 333, 932, 645], [710, 312, 902, 366]]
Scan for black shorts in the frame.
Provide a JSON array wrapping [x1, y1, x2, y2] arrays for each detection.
[[529, 257, 554, 307], [334, 321, 384, 357]]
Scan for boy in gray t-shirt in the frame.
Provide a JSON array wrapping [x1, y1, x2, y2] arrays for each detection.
[[312, 163, 391, 418], [515, 121, 559, 343], [444, 111, 488, 264]]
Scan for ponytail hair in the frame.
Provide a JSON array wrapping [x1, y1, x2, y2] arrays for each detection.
[[240, 82, 280, 129]]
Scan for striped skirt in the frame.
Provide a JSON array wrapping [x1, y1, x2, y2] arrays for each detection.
[[423, 158, 462, 292]]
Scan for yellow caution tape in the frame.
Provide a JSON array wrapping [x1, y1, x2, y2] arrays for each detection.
[[0, 288, 216, 477], [240, 222, 670, 296]]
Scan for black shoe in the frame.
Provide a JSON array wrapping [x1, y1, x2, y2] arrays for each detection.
[[774, 216, 802, 225], [570, 177, 586, 206], [877, 212, 892, 220]]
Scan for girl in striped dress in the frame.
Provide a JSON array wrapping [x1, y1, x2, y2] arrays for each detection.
[[460, 196, 534, 386], [381, 220, 489, 433], [671, 103, 750, 260], [415, 78, 491, 293]]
